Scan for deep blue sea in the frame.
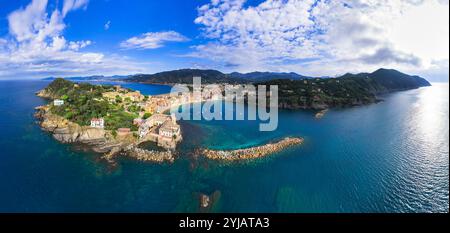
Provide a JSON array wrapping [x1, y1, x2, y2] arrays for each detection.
[[0, 80, 448, 213]]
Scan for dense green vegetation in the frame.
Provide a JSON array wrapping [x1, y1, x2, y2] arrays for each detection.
[[45, 78, 138, 131], [143, 112, 152, 119], [127, 69, 317, 84], [257, 69, 431, 109], [127, 69, 248, 84], [45, 67, 431, 117]]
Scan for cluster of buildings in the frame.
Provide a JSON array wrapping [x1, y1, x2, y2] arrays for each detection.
[[138, 95, 171, 115], [136, 113, 181, 149], [102, 86, 144, 103], [86, 83, 232, 149], [137, 113, 180, 139]]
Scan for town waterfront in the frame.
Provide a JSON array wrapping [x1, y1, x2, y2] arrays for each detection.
[[0, 80, 448, 212]]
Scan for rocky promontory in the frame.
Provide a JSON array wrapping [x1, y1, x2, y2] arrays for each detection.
[[35, 108, 128, 153], [35, 107, 176, 163]]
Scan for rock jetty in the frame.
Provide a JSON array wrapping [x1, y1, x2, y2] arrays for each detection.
[[126, 147, 175, 163], [200, 137, 303, 161]]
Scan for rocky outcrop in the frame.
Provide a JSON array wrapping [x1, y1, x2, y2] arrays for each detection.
[[37, 110, 106, 144], [315, 109, 328, 119], [35, 107, 131, 158], [198, 191, 221, 213], [200, 194, 210, 208], [126, 147, 175, 163], [36, 89, 58, 99], [34, 105, 177, 164], [78, 128, 107, 142]]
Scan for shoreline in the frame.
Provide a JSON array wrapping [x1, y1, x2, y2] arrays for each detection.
[[33, 79, 305, 164], [35, 106, 304, 164], [34, 106, 176, 164]]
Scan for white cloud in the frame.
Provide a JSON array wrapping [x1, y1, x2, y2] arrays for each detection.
[[0, 0, 150, 79], [0, 0, 156, 78], [120, 31, 189, 50], [62, 0, 89, 17], [191, 0, 449, 80], [68, 40, 92, 50], [104, 20, 111, 30]]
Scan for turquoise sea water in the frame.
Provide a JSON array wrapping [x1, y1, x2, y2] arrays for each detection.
[[0, 80, 448, 213]]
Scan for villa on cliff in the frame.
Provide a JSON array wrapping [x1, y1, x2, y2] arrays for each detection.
[[90, 118, 104, 128], [53, 99, 64, 106]]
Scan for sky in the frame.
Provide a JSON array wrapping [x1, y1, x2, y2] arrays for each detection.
[[0, 0, 448, 81]]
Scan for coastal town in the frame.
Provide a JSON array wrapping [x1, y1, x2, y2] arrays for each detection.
[[35, 78, 303, 164], [49, 84, 184, 150]]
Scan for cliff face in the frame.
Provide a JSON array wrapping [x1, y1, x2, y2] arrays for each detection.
[[34, 107, 174, 163], [36, 88, 59, 99], [39, 111, 105, 142], [34, 79, 178, 164]]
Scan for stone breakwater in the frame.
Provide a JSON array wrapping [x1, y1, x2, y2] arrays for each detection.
[[126, 148, 175, 163], [200, 137, 303, 161]]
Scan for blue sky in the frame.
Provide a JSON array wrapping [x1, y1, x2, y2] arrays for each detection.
[[0, 0, 448, 81]]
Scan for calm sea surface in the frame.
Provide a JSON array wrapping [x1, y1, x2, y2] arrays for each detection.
[[0, 80, 448, 213]]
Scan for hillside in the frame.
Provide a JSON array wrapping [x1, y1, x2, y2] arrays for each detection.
[[257, 68, 431, 109], [126, 69, 311, 84], [126, 69, 244, 84], [228, 71, 311, 81]]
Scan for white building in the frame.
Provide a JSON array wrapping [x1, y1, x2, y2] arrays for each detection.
[[90, 118, 104, 128], [53, 99, 64, 106], [159, 120, 180, 138], [147, 113, 170, 127]]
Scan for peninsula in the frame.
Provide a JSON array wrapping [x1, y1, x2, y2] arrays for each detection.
[[34, 67, 431, 164], [35, 78, 183, 163], [35, 78, 301, 163]]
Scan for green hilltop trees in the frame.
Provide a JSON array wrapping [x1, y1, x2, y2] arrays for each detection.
[[46, 78, 138, 131]]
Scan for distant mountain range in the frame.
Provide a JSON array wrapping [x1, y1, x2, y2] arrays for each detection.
[[43, 68, 430, 89], [43, 69, 314, 83], [43, 75, 129, 82], [125, 69, 312, 84], [42, 68, 431, 110]]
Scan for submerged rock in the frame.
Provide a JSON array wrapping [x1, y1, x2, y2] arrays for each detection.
[[198, 191, 221, 213], [315, 109, 328, 119], [200, 194, 210, 208]]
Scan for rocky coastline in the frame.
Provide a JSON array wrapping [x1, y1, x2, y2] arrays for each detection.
[[34, 105, 175, 164], [315, 109, 328, 119], [125, 147, 175, 163], [200, 137, 303, 161], [34, 79, 304, 164]]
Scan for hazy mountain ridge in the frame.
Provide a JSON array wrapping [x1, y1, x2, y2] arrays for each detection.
[[43, 75, 130, 81], [125, 69, 316, 84]]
